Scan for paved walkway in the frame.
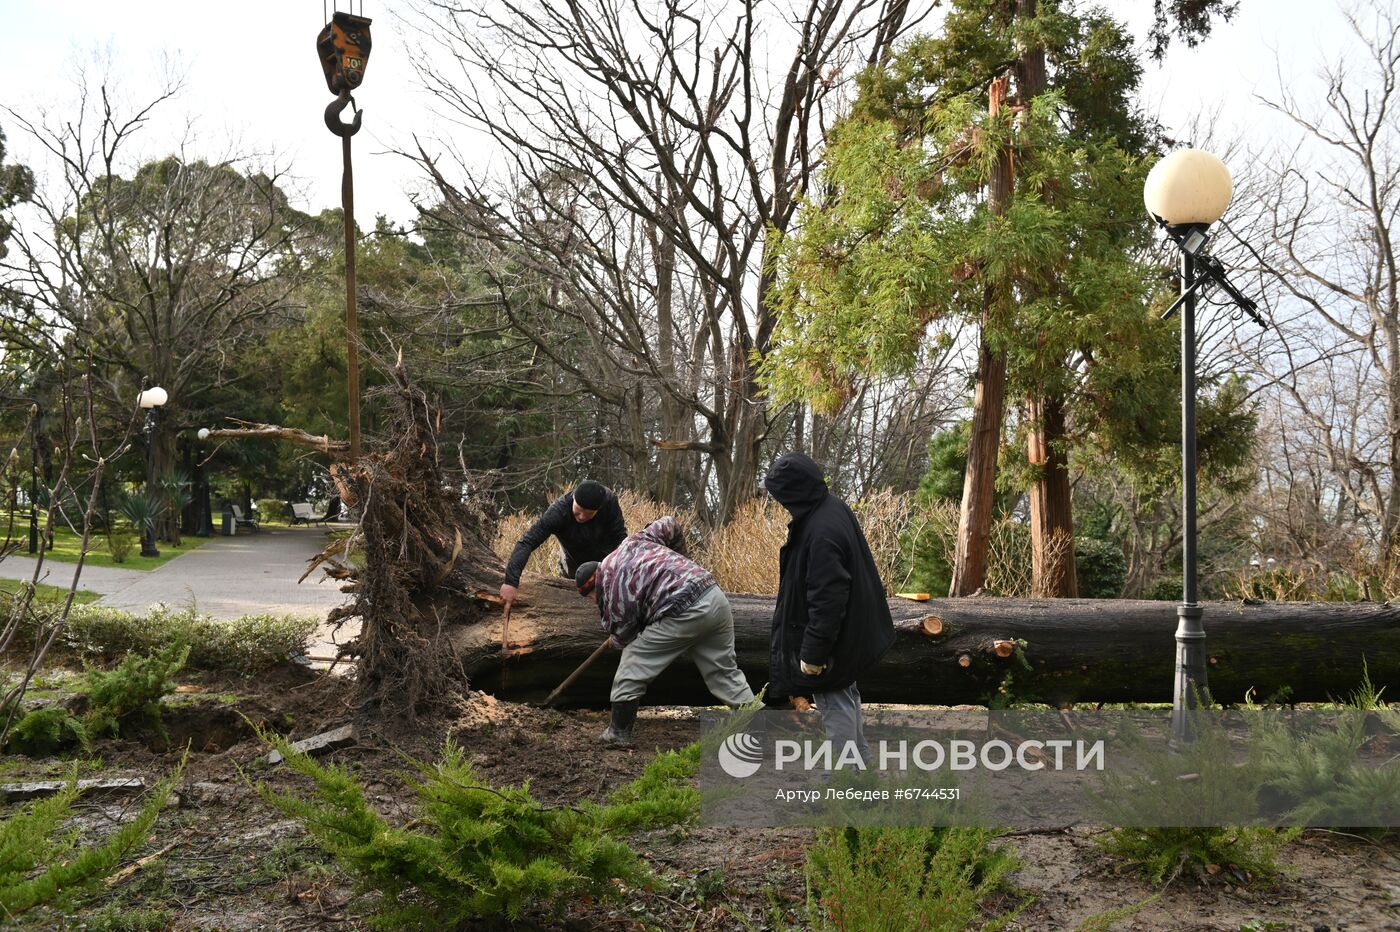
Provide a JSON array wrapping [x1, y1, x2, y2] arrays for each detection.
[[0, 527, 362, 669], [0, 555, 146, 597], [0, 527, 354, 646]]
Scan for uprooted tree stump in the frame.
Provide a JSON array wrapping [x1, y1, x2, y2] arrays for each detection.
[[210, 359, 505, 716], [322, 362, 505, 715]]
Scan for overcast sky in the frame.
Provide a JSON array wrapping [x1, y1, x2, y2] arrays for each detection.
[[0, 1, 1368, 226]]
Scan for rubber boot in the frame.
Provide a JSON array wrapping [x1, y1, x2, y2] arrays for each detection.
[[600, 699, 639, 746]]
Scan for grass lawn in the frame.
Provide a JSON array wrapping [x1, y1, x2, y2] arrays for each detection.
[[12, 522, 213, 572], [0, 580, 100, 606]]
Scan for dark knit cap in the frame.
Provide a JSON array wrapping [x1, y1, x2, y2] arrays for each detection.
[[573, 480, 608, 510], [575, 561, 600, 595]]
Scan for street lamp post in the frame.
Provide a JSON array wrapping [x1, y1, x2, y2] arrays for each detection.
[[1144, 149, 1266, 743], [195, 428, 213, 537], [138, 385, 169, 558], [28, 402, 40, 555]]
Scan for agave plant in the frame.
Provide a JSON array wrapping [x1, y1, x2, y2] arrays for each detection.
[[117, 491, 165, 536], [157, 470, 193, 545]]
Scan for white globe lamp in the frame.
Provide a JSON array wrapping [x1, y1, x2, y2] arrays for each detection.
[[1144, 148, 1233, 228], [137, 386, 169, 409]]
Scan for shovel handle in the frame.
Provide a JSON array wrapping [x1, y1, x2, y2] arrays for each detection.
[[542, 638, 613, 707]]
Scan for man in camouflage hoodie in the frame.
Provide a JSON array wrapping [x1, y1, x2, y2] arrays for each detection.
[[576, 516, 754, 745]]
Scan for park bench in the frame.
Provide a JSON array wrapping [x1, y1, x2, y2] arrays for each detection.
[[229, 504, 259, 533], [290, 502, 330, 526]]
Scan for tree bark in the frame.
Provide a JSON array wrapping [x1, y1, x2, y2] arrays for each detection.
[[457, 585, 1400, 708], [1014, 0, 1077, 598], [951, 323, 1007, 596], [951, 69, 1015, 597], [1027, 394, 1078, 596]]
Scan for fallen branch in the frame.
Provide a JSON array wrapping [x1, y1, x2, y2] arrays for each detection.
[[205, 419, 350, 456]]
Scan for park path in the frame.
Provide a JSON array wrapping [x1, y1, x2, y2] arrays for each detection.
[[0, 554, 144, 597], [0, 527, 356, 660]]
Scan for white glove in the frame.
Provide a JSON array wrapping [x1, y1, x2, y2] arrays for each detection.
[[800, 659, 827, 676]]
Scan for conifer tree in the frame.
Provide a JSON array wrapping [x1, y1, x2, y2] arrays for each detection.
[[764, 0, 1168, 595]]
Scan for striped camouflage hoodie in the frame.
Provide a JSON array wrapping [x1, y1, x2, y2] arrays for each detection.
[[596, 516, 716, 645]]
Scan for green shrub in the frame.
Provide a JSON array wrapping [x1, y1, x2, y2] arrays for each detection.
[[116, 492, 164, 538], [0, 759, 183, 916], [1254, 669, 1400, 826], [1074, 537, 1126, 599], [259, 736, 700, 926], [601, 743, 701, 832], [159, 471, 194, 533], [84, 642, 189, 737], [1096, 825, 1299, 885], [804, 825, 1022, 931], [1092, 714, 1299, 884], [4, 706, 89, 756], [1147, 576, 1181, 601], [255, 498, 290, 524], [6, 604, 316, 671], [105, 527, 137, 564]]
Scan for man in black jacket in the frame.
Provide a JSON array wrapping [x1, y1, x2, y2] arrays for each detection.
[[499, 481, 627, 612], [763, 453, 894, 765]]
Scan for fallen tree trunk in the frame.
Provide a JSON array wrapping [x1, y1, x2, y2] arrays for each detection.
[[455, 585, 1400, 707]]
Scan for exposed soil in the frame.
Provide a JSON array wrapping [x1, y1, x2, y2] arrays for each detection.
[[4, 666, 1399, 931]]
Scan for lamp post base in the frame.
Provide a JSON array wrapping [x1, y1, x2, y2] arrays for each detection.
[[1171, 602, 1208, 744]]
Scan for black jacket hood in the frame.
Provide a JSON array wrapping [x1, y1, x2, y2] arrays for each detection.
[[763, 453, 827, 520]]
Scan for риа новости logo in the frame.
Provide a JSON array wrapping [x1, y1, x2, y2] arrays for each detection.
[[717, 732, 763, 778]]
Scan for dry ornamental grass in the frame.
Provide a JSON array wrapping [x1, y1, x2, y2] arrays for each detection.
[[494, 490, 906, 596], [697, 498, 787, 594]]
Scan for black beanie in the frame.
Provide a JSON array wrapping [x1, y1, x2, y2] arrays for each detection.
[[573, 480, 608, 510], [575, 561, 600, 595]]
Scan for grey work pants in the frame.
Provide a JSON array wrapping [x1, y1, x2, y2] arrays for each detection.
[[814, 681, 870, 766], [610, 585, 756, 706]]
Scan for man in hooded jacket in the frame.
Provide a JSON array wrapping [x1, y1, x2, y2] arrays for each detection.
[[763, 453, 894, 764]]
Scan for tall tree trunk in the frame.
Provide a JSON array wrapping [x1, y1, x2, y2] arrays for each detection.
[[180, 437, 197, 536], [1027, 394, 1077, 596], [653, 222, 685, 506], [1386, 360, 1400, 577], [715, 338, 767, 525], [951, 72, 1013, 596], [1012, 0, 1076, 597], [625, 385, 650, 492]]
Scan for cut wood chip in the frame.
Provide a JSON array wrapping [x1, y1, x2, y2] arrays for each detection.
[[106, 839, 181, 887], [433, 528, 464, 586]]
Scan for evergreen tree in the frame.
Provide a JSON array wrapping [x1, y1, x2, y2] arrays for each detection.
[[764, 0, 1170, 596]]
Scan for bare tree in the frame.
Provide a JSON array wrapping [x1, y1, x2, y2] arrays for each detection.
[[1241, 0, 1400, 576], [0, 74, 312, 506], [0, 359, 140, 746], [402, 0, 920, 521]]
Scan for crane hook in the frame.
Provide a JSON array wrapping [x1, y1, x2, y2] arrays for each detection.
[[325, 90, 362, 137]]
